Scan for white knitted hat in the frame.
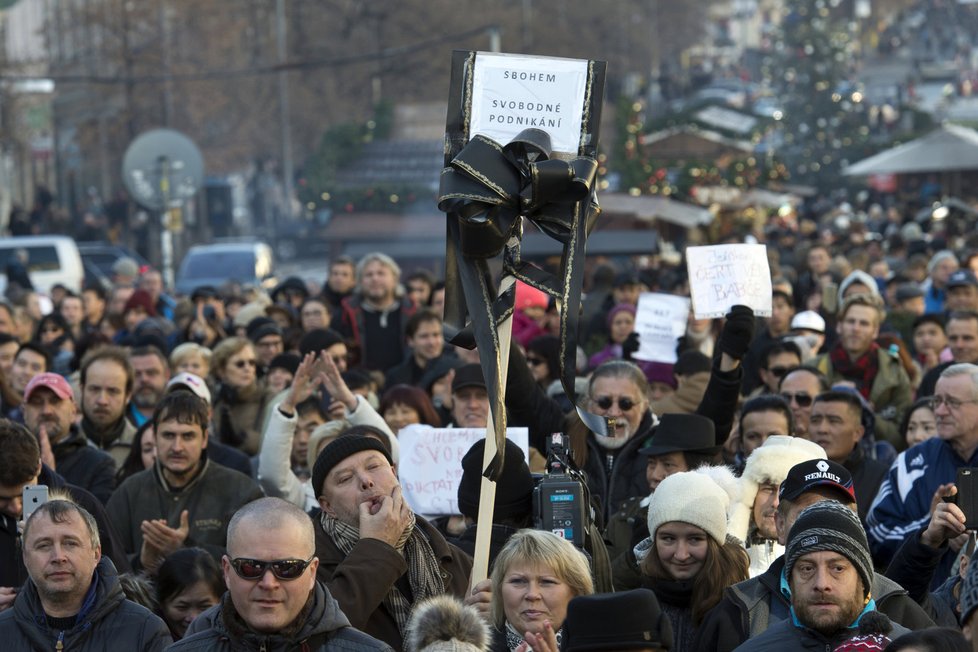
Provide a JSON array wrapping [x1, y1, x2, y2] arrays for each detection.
[[728, 435, 826, 542], [647, 471, 730, 545]]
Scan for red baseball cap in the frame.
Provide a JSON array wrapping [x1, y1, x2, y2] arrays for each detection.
[[24, 373, 74, 403]]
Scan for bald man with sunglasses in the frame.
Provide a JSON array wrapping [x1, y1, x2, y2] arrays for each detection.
[[171, 497, 391, 651]]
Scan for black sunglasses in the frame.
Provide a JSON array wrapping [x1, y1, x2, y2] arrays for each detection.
[[526, 356, 546, 366], [781, 392, 814, 408], [594, 396, 637, 411], [768, 366, 790, 378], [229, 556, 314, 581], [233, 359, 258, 369]]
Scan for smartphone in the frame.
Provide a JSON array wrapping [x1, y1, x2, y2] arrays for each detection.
[[22, 485, 48, 521], [956, 469, 978, 530]]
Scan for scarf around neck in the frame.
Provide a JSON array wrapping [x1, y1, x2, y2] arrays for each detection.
[[829, 341, 879, 400], [319, 510, 444, 633], [505, 621, 563, 652]]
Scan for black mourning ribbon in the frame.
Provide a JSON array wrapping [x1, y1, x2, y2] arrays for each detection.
[[438, 128, 603, 481]]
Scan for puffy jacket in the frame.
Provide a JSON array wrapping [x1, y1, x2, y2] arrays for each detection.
[[106, 458, 264, 567], [314, 514, 472, 650], [731, 616, 909, 651], [693, 555, 933, 652], [51, 424, 117, 504], [866, 436, 978, 571], [0, 558, 171, 651], [169, 582, 391, 651], [813, 347, 913, 450]]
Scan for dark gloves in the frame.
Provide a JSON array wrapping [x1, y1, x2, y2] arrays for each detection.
[[622, 331, 640, 360], [718, 305, 755, 360]]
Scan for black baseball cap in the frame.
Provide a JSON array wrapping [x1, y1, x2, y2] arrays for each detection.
[[779, 459, 856, 503]]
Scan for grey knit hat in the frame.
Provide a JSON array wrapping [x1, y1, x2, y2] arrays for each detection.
[[785, 500, 874, 599]]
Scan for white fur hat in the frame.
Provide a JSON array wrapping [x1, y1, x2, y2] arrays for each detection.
[[728, 435, 826, 542], [647, 471, 731, 545]]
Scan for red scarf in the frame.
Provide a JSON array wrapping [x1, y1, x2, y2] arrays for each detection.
[[829, 341, 880, 401]]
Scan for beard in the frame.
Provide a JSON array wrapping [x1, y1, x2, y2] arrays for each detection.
[[794, 590, 864, 636]]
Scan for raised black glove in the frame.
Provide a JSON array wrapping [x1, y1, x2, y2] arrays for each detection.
[[622, 331, 640, 360], [718, 304, 755, 359]]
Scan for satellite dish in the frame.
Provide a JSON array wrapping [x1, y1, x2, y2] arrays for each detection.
[[122, 129, 204, 211]]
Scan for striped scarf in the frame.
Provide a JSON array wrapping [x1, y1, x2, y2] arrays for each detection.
[[320, 511, 445, 633]]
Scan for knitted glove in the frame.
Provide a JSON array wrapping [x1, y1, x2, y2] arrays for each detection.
[[622, 332, 640, 360], [718, 305, 755, 360]]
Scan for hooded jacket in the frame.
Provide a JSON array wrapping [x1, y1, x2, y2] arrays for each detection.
[[170, 582, 391, 651], [731, 615, 909, 652], [0, 557, 171, 651], [692, 555, 934, 652]]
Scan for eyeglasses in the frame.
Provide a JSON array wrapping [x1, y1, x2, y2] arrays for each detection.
[[930, 395, 978, 411], [229, 556, 314, 581], [594, 396, 637, 411], [233, 359, 258, 369], [781, 392, 814, 408], [768, 366, 790, 378], [526, 356, 546, 366]]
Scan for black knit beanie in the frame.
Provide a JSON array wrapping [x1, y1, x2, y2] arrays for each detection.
[[785, 500, 874, 598], [312, 435, 393, 497], [456, 439, 533, 523]]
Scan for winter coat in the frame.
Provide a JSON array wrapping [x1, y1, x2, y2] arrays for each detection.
[[314, 514, 472, 651], [883, 527, 962, 627], [693, 555, 933, 652], [843, 443, 888, 525], [83, 415, 139, 468], [731, 616, 909, 652], [212, 381, 274, 456], [866, 436, 978, 572], [0, 558, 171, 651], [813, 347, 913, 450], [338, 294, 416, 373], [170, 582, 391, 651], [504, 344, 741, 523], [650, 371, 709, 415], [51, 424, 117, 504], [106, 458, 264, 568]]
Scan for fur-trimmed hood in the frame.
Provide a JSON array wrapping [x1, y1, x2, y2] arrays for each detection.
[[404, 595, 490, 652], [728, 436, 826, 542]]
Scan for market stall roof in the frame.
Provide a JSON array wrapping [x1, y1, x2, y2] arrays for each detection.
[[844, 123, 978, 175], [600, 193, 714, 229]]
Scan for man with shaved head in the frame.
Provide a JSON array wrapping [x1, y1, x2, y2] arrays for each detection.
[[170, 497, 390, 651]]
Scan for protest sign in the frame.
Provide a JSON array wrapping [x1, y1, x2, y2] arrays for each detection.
[[397, 426, 530, 516], [686, 244, 773, 319], [632, 293, 690, 363], [469, 53, 589, 154]]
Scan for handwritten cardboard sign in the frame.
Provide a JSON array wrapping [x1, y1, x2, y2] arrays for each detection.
[[632, 293, 690, 363], [469, 53, 589, 154], [397, 426, 530, 516], [686, 244, 772, 318]]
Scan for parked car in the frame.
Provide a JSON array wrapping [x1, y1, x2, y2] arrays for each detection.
[[77, 241, 151, 290], [175, 241, 277, 297], [0, 235, 85, 295]]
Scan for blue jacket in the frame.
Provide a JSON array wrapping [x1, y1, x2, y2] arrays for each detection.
[[866, 437, 978, 569]]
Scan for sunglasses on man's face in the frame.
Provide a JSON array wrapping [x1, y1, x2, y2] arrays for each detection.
[[768, 366, 791, 378], [780, 392, 814, 408], [526, 356, 546, 366], [232, 359, 257, 369], [594, 396, 637, 411], [229, 556, 314, 581]]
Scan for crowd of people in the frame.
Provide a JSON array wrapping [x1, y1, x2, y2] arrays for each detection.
[[4, 233, 978, 651]]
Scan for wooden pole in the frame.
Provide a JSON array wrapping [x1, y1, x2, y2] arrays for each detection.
[[469, 274, 515, 589]]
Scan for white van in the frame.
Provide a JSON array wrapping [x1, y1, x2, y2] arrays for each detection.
[[0, 236, 85, 295]]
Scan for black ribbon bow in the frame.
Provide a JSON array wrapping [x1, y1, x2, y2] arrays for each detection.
[[438, 128, 601, 480]]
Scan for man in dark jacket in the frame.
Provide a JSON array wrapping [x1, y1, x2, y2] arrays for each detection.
[[808, 390, 887, 524], [732, 501, 910, 651], [312, 435, 472, 650], [694, 459, 933, 652], [0, 499, 170, 650], [172, 497, 390, 651], [22, 373, 116, 504], [106, 392, 263, 571]]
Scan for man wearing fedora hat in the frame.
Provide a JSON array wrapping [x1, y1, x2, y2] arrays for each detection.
[[694, 459, 932, 652]]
